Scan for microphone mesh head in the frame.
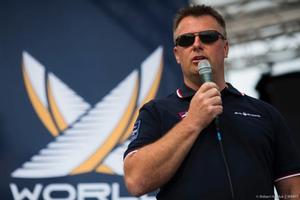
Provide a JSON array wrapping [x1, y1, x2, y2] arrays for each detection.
[[197, 59, 212, 75]]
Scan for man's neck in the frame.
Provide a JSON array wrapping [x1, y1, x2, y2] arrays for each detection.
[[184, 78, 227, 91]]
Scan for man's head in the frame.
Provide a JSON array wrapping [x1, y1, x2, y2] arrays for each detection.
[[173, 5, 229, 89], [173, 5, 227, 41]]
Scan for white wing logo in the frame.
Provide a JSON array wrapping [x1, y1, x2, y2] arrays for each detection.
[[12, 47, 163, 178]]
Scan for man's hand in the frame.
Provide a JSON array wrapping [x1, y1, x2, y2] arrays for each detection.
[[186, 82, 223, 130]]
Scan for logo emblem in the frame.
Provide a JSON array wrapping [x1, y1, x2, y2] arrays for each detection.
[[12, 47, 163, 178], [234, 111, 261, 118], [178, 111, 188, 119], [130, 120, 141, 141]]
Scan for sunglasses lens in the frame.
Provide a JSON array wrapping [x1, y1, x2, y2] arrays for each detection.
[[176, 34, 195, 47], [200, 31, 219, 44], [176, 31, 223, 47]]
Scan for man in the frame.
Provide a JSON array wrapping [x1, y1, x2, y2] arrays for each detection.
[[123, 4, 300, 200]]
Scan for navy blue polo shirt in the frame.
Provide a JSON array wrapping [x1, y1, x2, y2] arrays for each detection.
[[124, 83, 300, 200]]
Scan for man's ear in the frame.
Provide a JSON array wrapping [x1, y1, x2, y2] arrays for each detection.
[[224, 40, 229, 58], [173, 46, 180, 64]]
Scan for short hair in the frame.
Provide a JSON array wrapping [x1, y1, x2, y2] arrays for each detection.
[[173, 4, 227, 38]]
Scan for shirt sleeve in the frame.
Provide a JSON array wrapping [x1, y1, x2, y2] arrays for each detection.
[[123, 101, 162, 159], [272, 108, 300, 182]]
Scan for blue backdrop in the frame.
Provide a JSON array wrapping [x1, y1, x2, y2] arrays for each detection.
[[0, 0, 188, 199]]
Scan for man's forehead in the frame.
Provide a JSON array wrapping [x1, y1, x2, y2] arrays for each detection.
[[175, 15, 223, 35]]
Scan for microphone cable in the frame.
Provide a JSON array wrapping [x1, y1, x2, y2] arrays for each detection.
[[197, 59, 235, 199], [215, 117, 236, 200]]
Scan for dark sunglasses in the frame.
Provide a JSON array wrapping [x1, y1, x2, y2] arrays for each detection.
[[175, 30, 226, 47]]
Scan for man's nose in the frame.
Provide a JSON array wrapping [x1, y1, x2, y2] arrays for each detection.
[[192, 35, 204, 50]]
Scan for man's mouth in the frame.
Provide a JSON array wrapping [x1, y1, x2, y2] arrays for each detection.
[[192, 56, 207, 64]]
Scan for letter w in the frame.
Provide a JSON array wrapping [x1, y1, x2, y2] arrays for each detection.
[[10, 183, 42, 200]]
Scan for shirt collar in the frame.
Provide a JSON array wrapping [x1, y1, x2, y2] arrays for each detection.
[[176, 83, 195, 98], [176, 82, 243, 99]]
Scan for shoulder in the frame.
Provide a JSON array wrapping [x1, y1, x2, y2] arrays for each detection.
[[226, 83, 285, 124], [225, 83, 282, 119], [244, 95, 280, 113], [141, 92, 180, 111], [241, 94, 285, 123]]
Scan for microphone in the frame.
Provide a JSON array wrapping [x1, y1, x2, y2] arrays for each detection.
[[197, 59, 221, 134], [197, 60, 236, 200], [197, 59, 212, 83]]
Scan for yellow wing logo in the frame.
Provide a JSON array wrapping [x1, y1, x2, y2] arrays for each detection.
[[12, 47, 163, 178]]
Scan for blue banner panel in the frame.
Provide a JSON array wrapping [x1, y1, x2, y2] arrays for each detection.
[[0, 0, 187, 199]]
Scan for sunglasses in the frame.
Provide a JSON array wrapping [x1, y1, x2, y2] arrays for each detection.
[[175, 30, 226, 47]]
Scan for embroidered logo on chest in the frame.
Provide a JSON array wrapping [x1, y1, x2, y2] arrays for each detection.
[[234, 111, 261, 118]]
